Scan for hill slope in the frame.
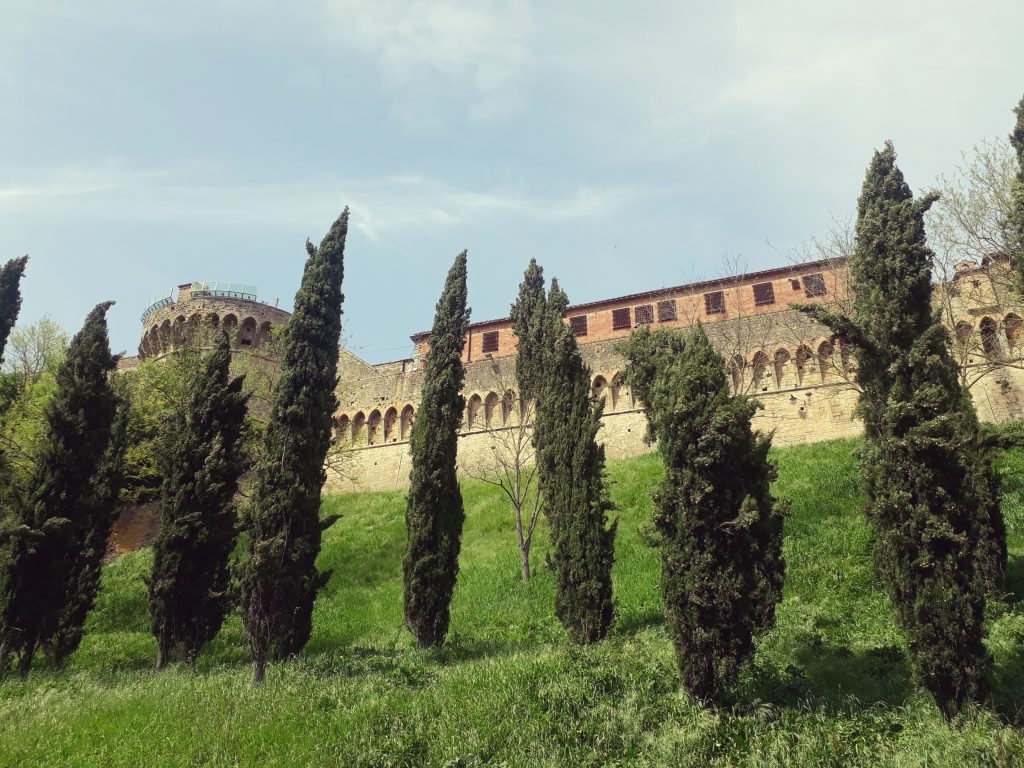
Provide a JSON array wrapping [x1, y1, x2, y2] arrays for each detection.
[[2, 438, 1024, 766]]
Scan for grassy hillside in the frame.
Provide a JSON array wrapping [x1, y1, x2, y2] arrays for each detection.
[[2, 438, 1024, 766]]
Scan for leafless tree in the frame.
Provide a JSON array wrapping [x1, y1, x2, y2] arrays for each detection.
[[462, 366, 542, 581]]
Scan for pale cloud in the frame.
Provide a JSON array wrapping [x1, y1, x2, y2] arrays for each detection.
[[0, 164, 658, 242], [323, 0, 533, 120]]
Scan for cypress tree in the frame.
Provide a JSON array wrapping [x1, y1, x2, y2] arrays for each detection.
[[241, 209, 347, 683], [534, 278, 616, 644], [0, 302, 120, 674], [801, 142, 1001, 717], [509, 258, 546, 399], [150, 334, 249, 668], [1010, 94, 1024, 290], [403, 251, 470, 648], [620, 325, 786, 704], [0, 256, 28, 364]]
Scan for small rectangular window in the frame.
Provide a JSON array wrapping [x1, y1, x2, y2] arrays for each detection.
[[790, 278, 802, 291], [752, 282, 775, 306], [612, 307, 631, 330], [634, 304, 654, 325], [481, 330, 499, 353], [657, 299, 677, 321], [569, 315, 588, 337], [802, 273, 827, 297], [704, 291, 725, 315]]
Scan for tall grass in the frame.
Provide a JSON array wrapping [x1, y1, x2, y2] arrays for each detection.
[[1, 438, 1023, 766]]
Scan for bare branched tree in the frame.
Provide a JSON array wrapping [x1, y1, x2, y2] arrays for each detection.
[[462, 365, 542, 581]]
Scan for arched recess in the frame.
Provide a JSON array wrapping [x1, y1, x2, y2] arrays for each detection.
[[222, 314, 239, 343], [774, 349, 792, 389], [751, 351, 769, 392], [238, 317, 257, 349], [256, 321, 273, 349], [729, 355, 745, 394], [337, 414, 350, 445], [159, 319, 172, 352], [367, 410, 382, 445], [466, 394, 482, 430], [400, 405, 414, 440], [1005, 313, 1023, 351], [502, 390, 515, 425], [954, 321, 973, 349], [980, 316, 999, 356], [151, 325, 161, 354], [484, 392, 500, 428], [817, 339, 835, 382], [352, 412, 366, 445], [795, 345, 813, 386], [172, 315, 187, 348], [383, 407, 398, 442], [592, 375, 608, 403]]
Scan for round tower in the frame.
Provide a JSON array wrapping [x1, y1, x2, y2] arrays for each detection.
[[138, 281, 291, 360]]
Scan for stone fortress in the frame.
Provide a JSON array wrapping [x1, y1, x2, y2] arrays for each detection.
[[132, 257, 1024, 494]]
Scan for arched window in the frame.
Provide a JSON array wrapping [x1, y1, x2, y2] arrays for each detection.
[[980, 316, 998, 356], [817, 340, 834, 382], [207, 313, 220, 328], [466, 394, 482, 430], [367, 410, 381, 445], [1005, 313, 1023, 351], [795, 345, 813, 386], [400, 405, 414, 440], [751, 351, 769, 392], [484, 392, 500, 428], [383, 407, 398, 442], [592, 375, 608, 403], [352, 412, 366, 444]]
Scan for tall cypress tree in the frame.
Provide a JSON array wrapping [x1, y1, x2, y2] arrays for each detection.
[[509, 258, 546, 400], [1009, 94, 1024, 290], [620, 325, 785, 704], [241, 209, 347, 683], [802, 142, 1001, 717], [0, 256, 28, 364], [150, 334, 249, 668], [403, 251, 470, 648], [534, 278, 616, 644], [0, 302, 120, 674]]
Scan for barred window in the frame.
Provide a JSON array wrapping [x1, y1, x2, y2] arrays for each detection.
[[790, 278, 802, 291], [752, 282, 775, 306], [612, 307, 631, 330], [482, 330, 499, 353], [802, 273, 827, 297], [704, 291, 725, 315], [569, 315, 588, 337], [657, 299, 677, 321], [634, 304, 654, 325]]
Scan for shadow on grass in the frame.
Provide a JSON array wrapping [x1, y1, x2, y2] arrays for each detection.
[[753, 637, 915, 714], [1003, 554, 1024, 605]]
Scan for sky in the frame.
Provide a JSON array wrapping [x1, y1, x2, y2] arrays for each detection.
[[2, 1, 1024, 363]]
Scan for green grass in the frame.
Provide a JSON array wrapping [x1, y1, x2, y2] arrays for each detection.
[[3, 437, 1024, 766]]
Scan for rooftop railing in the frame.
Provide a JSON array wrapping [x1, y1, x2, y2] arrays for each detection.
[[190, 281, 258, 301]]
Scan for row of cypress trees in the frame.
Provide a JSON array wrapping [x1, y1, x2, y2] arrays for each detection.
[[0, 208, 349, 680], [402, 255, 618, 649], [0, 257, 127, 675]]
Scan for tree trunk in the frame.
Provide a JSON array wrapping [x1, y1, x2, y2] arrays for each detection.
[[519, 541, 531, 581], [17, 637, 36, 678], [155, 639, 168, 670], [252, 651, 267, 684]]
